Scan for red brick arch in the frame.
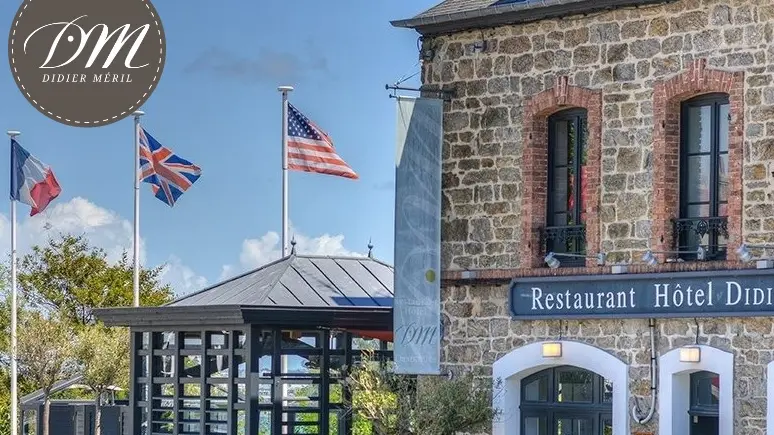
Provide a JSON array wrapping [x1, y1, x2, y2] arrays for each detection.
[[519, 76, 602, 268], [650, 59, 745, 261]]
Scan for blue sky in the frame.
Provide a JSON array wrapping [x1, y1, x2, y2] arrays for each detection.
[[0, 0, 435, 295]]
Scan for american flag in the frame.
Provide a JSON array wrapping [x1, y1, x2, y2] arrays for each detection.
[[138, 127, 202, 207], [287, 103, 358, 179]]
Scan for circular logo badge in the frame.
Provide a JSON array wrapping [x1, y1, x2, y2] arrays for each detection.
[[8, 0, 166, 127]]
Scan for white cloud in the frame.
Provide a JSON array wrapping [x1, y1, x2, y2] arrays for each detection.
[[219, 224, 363, 280], [0, 197, 206, 296], [0, 197, 363, 296], [158, 255, 208, 296]]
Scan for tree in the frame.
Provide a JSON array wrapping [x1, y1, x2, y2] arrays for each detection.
[[73, 324, 130, 435], [18, 234, 175, 326], [342, 351, 499, 435], [0, 262, 43, 435], [16, 313, 75, 435]]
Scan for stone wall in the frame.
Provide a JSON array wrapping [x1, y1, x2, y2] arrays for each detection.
[[425, 0, 774, 270], [440, 284, 769, 434]]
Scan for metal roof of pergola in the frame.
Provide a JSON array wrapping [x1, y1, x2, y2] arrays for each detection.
[[94, 253, 395, 330], [169, 253, 393, 308]]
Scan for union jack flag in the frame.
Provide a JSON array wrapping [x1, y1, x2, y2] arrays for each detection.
[[138, 126, 201, 207]]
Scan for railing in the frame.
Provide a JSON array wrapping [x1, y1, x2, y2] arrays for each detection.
[[672, 216, 728, 261], [541, 224, 586, 267]]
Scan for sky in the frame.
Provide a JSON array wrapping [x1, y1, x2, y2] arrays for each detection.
[[0, 0, 436, 296]]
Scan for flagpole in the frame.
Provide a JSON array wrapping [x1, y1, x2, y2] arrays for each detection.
[[132, 111, 144, 307], [278, 86, 293, 257], [7, 129, 20, 435]]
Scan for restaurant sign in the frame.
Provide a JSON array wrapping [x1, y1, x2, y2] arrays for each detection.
[[510, 269, 774, 319]]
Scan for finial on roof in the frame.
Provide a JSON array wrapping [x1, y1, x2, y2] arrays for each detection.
[[290, 235, 297, 255], [368, 238, 374, 258]]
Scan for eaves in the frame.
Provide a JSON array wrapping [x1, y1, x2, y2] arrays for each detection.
[[391, 0, 676, 37]]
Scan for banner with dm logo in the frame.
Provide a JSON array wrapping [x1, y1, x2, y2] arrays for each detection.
[[393, 95, 443, 374]]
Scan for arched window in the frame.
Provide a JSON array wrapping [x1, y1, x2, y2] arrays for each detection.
[[677, 93, 729, 261], [690, 370, 719, 435], [520, 365, 612, 435], [545, 109, 589, 266]]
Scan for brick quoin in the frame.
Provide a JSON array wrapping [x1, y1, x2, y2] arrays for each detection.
[[519, 76, 603, 268], [650, 59, 745, 262]]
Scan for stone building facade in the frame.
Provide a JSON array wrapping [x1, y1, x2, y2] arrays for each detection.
[[392, 0, 774, 434]]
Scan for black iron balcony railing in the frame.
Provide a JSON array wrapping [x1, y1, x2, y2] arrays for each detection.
[[672, 216, 728, 261], [541, 224, 586, 267]]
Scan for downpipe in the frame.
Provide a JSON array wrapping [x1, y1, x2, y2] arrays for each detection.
[[631, 318, 657, 424]]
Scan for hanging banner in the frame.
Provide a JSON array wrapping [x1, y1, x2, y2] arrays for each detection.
[[393, 96, 443, 375]]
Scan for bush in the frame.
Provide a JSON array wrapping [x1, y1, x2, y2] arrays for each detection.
[[343, 351, 500, 435]]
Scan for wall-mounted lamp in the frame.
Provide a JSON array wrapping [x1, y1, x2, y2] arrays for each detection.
[[737, 244, 754, 262], [736, 243, 774, 268], [544, 251, 607, 269], [735, 243, 774, 262], [542, 341, 562, 358], [679, 345, 701, 363], [641, 247, 705, 265]]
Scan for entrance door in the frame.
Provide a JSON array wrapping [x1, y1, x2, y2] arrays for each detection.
[[554, 414, 594, 435], [690, 414, 719, 435], [520, 366, 613, 435], [689, 371, 719, 435]]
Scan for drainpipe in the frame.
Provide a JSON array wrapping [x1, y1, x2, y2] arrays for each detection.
[[631, 318, 657, 424]]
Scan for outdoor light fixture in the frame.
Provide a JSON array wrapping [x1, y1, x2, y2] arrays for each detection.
[[736, 243, 774, 267], [641, 247, 707, 266], [642, 250, 658, 266], [734, 243, 774, 262], [544, 252, 561, 269], [679, 346, 701, 363], [544, 251, 607, 268], [542, 342, 562, 358], [737, 244, 753, 262]]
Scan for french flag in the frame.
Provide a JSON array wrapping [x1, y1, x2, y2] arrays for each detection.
[[11, 139, 61, 216]]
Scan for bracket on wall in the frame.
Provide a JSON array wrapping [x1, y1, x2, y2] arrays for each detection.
[[385, 84, 456, 101]]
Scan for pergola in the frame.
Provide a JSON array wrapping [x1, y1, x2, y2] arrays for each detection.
[[95, 253, 394, 435]]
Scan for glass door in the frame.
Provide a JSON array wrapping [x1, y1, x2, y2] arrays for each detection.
[[521, 413, 548, 435], [554, 414, 594, 435]]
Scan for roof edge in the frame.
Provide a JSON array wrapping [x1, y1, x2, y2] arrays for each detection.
[[391, 0, 672, 36], [21, 375, 85, 405], [93, 304, 393, 329], [94, 305, 247, 327]]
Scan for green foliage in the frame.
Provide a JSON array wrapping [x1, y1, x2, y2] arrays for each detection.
[[16, 312, 76, 396], [74, 324, 130, 395], [16, 312, 76, 435], [18, 234, 174, 326], [413, 374, 499, 435], [343, 351, 499, 435], [0, 233, 176, 435], [0, 369, 37, 435]]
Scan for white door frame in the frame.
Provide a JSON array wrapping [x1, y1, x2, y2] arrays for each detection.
[[658, 345, 733, 435], [491, 340, 629, 435]]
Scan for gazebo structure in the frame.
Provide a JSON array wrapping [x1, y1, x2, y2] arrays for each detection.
[[95, 252, 394, 435]]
